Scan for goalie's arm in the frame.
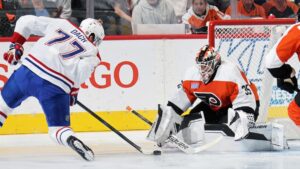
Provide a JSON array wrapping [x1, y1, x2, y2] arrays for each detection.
[[230, 66, 257, 117], [227, 67, 257, 141]]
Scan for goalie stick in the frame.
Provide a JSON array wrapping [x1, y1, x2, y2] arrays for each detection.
[[126, 106, 223, 154], [76, 101, 160, 155]]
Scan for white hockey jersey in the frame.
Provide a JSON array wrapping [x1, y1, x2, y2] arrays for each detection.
[[169, 60, 259, 115], [12, 15, 100, 93]]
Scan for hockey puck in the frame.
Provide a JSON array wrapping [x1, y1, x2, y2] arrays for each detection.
[[153, 150, 162, 155]]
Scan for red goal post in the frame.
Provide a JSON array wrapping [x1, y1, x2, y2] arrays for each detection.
[[208, 19, 300, 139], [208, 19, 295, 48]]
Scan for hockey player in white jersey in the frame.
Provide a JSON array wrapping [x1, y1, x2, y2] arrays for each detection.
[[1, 15, 105, 161], [147, 45, 287, 152]]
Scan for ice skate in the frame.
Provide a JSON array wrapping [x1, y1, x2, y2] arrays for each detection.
[[67, 136, 94, 161]]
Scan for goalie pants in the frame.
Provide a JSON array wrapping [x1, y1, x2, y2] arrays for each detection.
[[288, 92, 300, 125], [1, 65, 70, 126]]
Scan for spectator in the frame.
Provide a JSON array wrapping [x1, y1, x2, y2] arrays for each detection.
[[93, 0, 137, 35], [254, 0, 266, 5], [2, 0, 20, 9], [111, 0, 135, 22], [0, 0, 17, 37], [125, 0, 141, 15], [32, 0, 50, 17], [262, 0, 298, 18], [53, 0, 72, 19], [217, 0, 231, 13], [225, 0, 266, 18], [112, 0, 138, 34], [131, 0, 177, 24], [18, 0, 32, 8], [166, 0, 190, 23], [207, 0, 230, 13], [296, 0, 300, 7], [182, 0, 230, 34], [0, 15, 14, 37]]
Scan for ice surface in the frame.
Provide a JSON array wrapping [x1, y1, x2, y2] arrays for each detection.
[[1, 131, 300, 169]]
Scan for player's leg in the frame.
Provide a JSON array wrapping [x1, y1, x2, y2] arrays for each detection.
[[287, 93, 300, 125], [0, 66, 30, 127], [37, 81, 94, 161], [0, 91, 14, 127]]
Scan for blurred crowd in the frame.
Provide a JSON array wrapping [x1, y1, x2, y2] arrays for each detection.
[[0, 0, 299, 36]]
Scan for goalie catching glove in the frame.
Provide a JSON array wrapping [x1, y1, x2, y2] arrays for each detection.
[[3, 43, 24, 65], [147, 104, 182, 146], [227, 108, 255, 141]]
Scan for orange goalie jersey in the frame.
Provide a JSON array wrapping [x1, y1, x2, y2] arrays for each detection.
[[170, 60, 259, 118]]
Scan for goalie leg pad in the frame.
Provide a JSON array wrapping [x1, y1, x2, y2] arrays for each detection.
[[288, 100, 300, 125], [250, 122, 288, 150], [147, 105, 182, 145], [228, 108, 255, 141], [271, 123, 287, 150], [180, 113, 205, 145], [49, 126, 74, 146]]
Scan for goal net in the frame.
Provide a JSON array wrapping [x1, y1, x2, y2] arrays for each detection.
[[208, 19, 300, 139]]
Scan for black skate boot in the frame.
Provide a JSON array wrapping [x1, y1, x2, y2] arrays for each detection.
[[67, 136, 94, 161]]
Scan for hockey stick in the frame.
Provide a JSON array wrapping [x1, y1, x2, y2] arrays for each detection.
[[126, 106, 223, 154], [77, 101, 160, 155], [126, 106, 152, 126]]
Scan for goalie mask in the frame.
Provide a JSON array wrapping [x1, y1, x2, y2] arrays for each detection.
[[80, 18, 105, 47], [196, 45, 221, 84]]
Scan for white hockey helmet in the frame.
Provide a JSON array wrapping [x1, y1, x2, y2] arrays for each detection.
[[80, 18, 105, 47], [195, 45, 221, 84]]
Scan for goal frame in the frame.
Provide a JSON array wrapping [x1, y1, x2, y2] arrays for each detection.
[[208, 19, 295, 48], [207, 18, 300, 139]]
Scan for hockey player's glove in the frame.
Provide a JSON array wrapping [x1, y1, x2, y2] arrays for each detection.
[[3, 43, 24, 65], [227, 108, 255, 141], [268, 64, 298, 94], [277, 76, 298, 94], [70, 88, 79, 106]]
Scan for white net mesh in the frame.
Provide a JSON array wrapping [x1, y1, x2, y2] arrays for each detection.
[[209, 19, 300, 139]]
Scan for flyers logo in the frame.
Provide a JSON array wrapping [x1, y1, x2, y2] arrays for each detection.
[[194, 92, 222, 107]]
